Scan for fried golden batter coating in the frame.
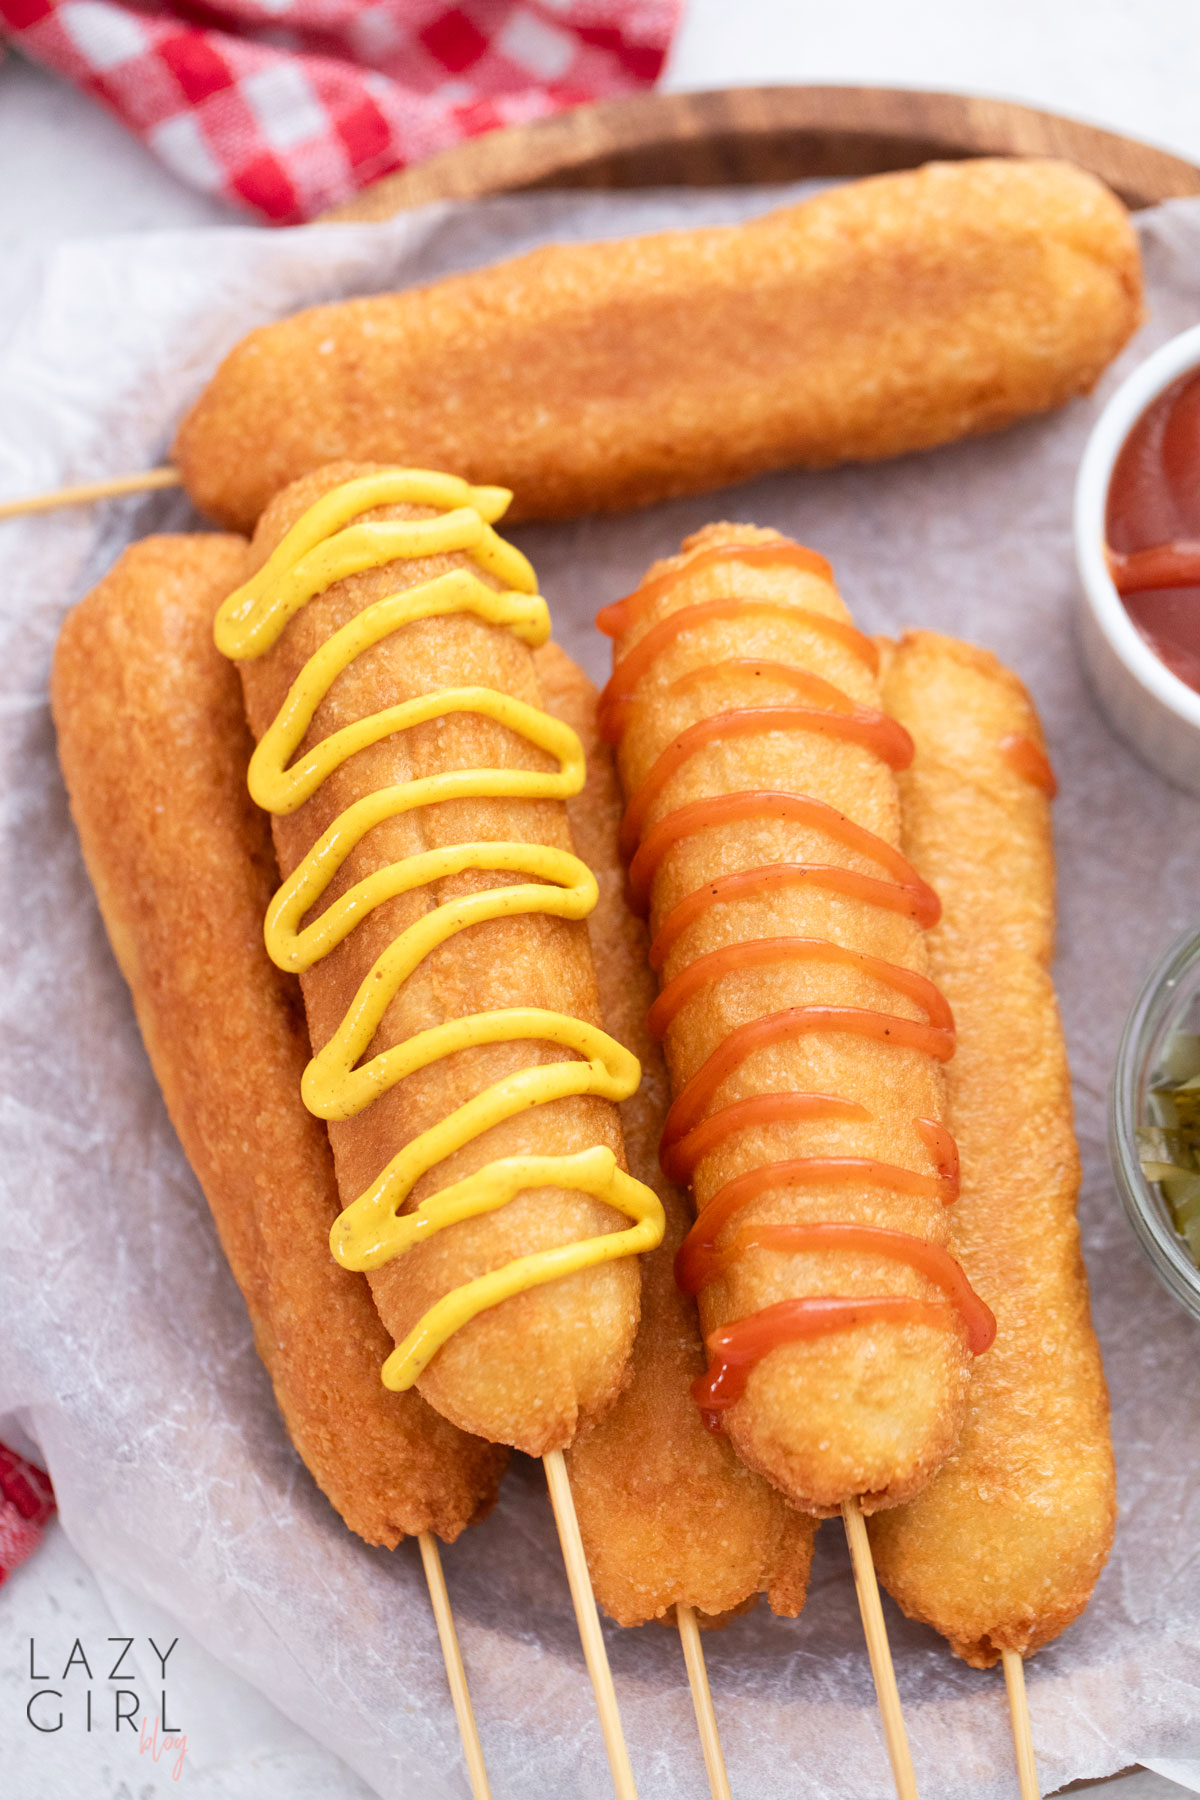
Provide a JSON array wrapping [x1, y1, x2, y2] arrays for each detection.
[[535, 641, 815, 1627], [869, 631, 1115, 1667], [606, 525, 972, 1515], [175, 158, 1141, 535], [51, 534, 505, 1546], [236, 464, 641, 1456]]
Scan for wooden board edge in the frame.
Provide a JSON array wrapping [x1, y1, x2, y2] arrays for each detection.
[[323, 83, 1200, 222]]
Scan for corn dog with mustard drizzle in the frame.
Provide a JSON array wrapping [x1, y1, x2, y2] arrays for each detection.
[[599, 523, 995, 1514], [215, 463, 664, 1457]]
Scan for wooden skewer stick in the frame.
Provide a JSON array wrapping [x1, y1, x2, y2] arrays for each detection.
[[0, 467, 182, 521], [543, 1448, 639, 1800], [841, 1497, 919, 1800], [1001, 1649, 1040, 1800], [417, 1531, 493, 1800], [676, 1602, 733, 1800]]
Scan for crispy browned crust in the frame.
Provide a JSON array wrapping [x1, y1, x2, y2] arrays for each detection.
[[607, 525, 971, 1515], [236, 465, 640, 1456], [175, 159, 1141, 534], [869, 630, 1116, 1667], [50, 534, 506, 1546], [537, 642, 815, 1626]]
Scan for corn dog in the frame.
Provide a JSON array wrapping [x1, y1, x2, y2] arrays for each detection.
[[174, 159, 1141, 535], [869, 631, 1115, 1665], [50, 534, 505, 1546], [219, 463, 664, 1457], [537, 641, 815, 1625], [600, 524, 996, 1515]]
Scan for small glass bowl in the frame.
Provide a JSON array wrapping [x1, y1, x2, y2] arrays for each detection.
[[1111, 923, 1200, 1323]]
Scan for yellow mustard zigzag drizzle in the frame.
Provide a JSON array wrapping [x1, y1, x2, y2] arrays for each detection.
[[214, 469, 664, 1391]]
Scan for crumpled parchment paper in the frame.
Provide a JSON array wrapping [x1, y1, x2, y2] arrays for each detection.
[[3, 179, 1200, 1800]]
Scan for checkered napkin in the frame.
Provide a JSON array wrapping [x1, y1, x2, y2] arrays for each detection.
[[0, 0, 681, 222], [0, 1442, 55, 1587]]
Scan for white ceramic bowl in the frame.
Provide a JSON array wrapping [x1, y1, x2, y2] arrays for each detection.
[[1074, 321, 1200, 794]]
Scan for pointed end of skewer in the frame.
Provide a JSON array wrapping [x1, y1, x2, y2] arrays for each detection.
[[543, 1450, 639, 1800], [842, 1497, 920, 1800], [676, 1603, 733, 1800], [417, 1531, 493, 1800], [0, 466, 183, 522], [1001, 1648, 1040, 1800]]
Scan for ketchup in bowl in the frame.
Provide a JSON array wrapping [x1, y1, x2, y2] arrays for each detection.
[[1107, 368, 1200, 692]]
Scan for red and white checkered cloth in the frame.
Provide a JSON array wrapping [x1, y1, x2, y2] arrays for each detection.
[[0, 0, 682, 223], [0, 1441, 55, 1587]]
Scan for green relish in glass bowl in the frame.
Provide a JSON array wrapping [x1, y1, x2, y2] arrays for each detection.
[[1137, 1029, 1200, 1267], [1112, 925, 1200, 1322], [1138, 1031, 1200, 1264]]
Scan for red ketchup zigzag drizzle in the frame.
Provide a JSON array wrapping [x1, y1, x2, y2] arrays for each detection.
[[598, 540, 996, 1426]]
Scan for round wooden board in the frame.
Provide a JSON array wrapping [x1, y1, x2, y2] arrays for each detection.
[[327, 83, 1200, 222]]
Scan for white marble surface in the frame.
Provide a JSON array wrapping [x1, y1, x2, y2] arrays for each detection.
[[2, 0, 1200, 270], [668, 0, 1200, 167], [3, 3, 1200, 1795]]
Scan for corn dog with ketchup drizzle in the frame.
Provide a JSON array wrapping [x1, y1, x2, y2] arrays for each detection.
[[216, 464, 664, 1457], [599, 524, 994, 1514]]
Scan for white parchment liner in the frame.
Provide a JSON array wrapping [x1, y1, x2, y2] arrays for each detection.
[[2, 181, 1200, 1800]]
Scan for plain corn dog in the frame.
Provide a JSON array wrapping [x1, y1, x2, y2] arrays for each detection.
[[50, 534, 506, 1546], [600, 523, 995, 1514], [538, 641, 815, 1625], [869, 631, 1115, 1665], [174, 159, 1141, 535], [224, 463, 660, 1456]]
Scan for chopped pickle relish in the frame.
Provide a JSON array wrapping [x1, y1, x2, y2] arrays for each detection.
[[1138, 1030, 1200, 1264]]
